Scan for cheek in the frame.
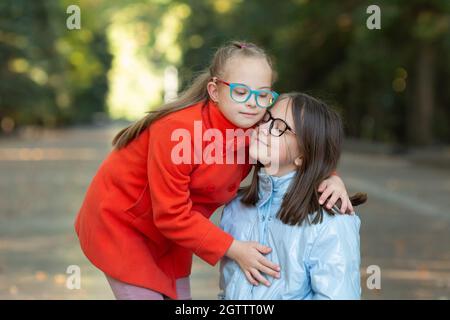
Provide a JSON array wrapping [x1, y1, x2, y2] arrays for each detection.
[[268, 138, 288, 163], [216, 101, 239, 126], [255, 111, 266, 123], [248, 142, 259, 161], [249, 138, 269, 163], [218, 89, 237, 108], [216, 90, 234, 112], [287, 138, 300, 159]]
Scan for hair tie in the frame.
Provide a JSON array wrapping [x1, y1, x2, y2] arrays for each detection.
[[236, 43, 247, 49]]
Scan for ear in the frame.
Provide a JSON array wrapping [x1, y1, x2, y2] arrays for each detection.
[[207, 77, 219, 103], [294, 156, 303, 167]]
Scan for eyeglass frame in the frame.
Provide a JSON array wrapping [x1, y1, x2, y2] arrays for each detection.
[[260, 110, 296, 137], [213, 77, 279, 108]]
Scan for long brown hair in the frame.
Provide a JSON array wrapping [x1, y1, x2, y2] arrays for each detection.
[[112, 40, 277, 149], [241, 92, 367, 226]]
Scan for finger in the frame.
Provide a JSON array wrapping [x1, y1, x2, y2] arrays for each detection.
[[255, 243, 272, 254], [250, 268, 270, 286], [348, 199, 355, 214], [344, 198, 352, 214], [326, 191, 341, 210], [319, 187, 333, 205], [256, 263, 281, 279], [318, 180, 327, 193], [244, 270, 258, 286], [258, 256, 281, 272], [339, 195, 348, 214]]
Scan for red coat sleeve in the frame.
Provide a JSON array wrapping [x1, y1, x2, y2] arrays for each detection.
[[147, 118, 234, 266]]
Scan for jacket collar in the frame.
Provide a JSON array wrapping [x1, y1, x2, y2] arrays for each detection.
[[256, 168, 296, 208]]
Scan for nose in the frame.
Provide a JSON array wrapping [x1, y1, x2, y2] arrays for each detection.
[[258, 122, 270, 136], [245, 93, 257, 109]]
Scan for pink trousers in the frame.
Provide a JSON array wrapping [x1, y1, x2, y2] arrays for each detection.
[[105, 274, 191, 300]]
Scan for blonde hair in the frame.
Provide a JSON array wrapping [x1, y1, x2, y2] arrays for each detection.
[[112, 40, 276, 149]]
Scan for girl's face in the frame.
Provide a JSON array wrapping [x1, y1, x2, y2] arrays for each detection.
[[208, 56, 273, 128], [249, 97, 301, 176]]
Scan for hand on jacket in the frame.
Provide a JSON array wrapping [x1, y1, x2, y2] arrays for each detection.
[[318, 175, 354, 214], [225, 240, 281, 286]]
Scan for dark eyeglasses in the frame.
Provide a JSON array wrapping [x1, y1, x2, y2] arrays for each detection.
[[260, 110, 296, 137]]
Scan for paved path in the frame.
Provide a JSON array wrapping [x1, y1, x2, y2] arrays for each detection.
[[0, 125, 449, 299]]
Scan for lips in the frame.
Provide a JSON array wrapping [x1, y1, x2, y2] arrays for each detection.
[[239, 112, 258, 117]]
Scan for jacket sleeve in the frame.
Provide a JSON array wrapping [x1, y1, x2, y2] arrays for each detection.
[[307, 214, 361, 300], [147, 118, 234, 266]]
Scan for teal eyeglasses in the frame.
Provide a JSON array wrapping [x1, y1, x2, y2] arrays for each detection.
[[215, 78, 279, 108]]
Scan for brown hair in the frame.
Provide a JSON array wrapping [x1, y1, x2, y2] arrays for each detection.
[[112, 41, 277, 149], [240, 92, 367, 226]]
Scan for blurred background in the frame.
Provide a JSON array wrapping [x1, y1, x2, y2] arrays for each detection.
[[0, 0, 449, 299]]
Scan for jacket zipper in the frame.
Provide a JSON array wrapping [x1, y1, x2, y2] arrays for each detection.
[[250, 196, 273, 298]]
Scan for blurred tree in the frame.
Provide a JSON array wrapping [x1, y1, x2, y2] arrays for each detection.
[[0, 1, 61, 128], [0, 0, 112, 132], [176, 0, 450, 146], [0, 0, 448, 147]]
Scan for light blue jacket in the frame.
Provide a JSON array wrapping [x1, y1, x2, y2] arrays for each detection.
[[219, 169, 361, 300]]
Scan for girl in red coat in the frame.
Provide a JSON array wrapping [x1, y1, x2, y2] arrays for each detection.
[[74, 41, 353, 300]]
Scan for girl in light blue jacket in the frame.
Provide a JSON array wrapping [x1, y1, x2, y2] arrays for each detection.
[[219, 92, 367, 300]]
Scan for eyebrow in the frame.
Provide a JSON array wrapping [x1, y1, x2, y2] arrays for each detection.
[[232, 82, 272, 90]]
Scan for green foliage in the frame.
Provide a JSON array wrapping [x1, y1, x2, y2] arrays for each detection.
[[176, 0, 450, 145], [0, 0, 449, 145], [0, 0, 111, 128]]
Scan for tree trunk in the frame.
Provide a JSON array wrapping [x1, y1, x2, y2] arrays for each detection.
[[410, 44, 435, 146]]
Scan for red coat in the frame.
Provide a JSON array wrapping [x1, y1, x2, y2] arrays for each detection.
[[74, 100, 252, 299]]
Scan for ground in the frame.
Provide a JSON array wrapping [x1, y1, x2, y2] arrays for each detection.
[[0, 125, 449, 299]]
